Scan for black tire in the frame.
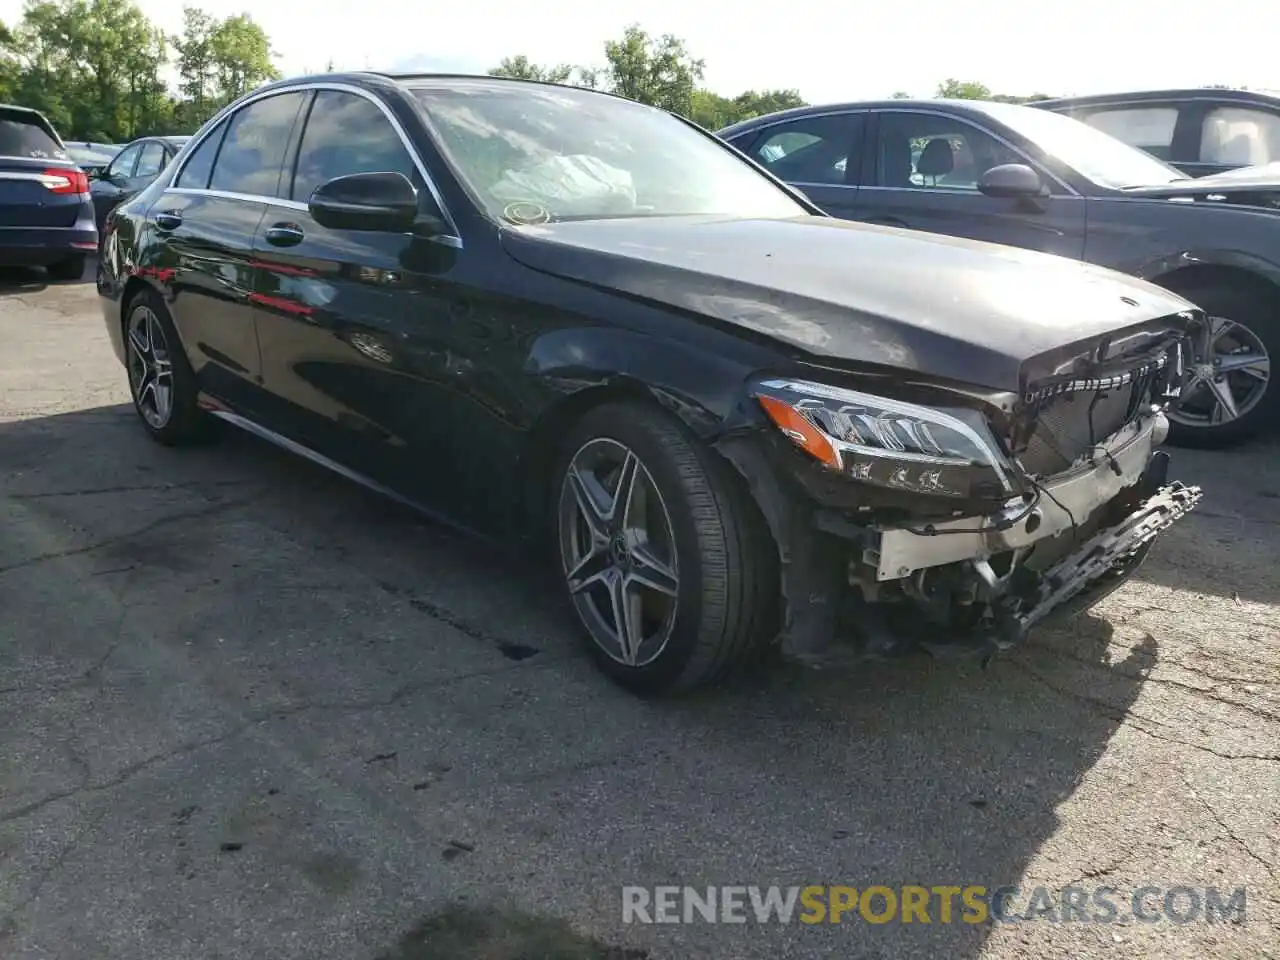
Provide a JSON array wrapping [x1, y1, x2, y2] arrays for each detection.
[[46, 255, 85, 282], [551, 401, 779, 696], [124, 288, 211, 446], [1163, 283, 1279, 449]]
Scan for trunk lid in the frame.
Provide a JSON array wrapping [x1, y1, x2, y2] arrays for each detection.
[[500, 214, 1194, 392]]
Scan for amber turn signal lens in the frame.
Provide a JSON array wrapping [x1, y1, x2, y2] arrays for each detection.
[[757, 395, 840, 469]]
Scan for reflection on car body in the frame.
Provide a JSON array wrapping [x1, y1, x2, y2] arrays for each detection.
[[98, 73, 1201, 696]]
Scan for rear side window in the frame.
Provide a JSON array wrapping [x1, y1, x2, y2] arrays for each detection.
[[749, 114, 862, 185], [1079, 106, 1179, 160], [1200, 107, 1280, 167], [176, 119, 229, 189], [0, 110, 68, 161], [208, 92, 308, 197], [290, 90, 416, 202]]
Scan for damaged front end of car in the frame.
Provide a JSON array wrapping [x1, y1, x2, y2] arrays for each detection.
[[715, 316, 1205, 667]]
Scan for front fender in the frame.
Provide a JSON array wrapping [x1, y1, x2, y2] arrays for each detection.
[[525, 324, 771, 438], [1134, 247, 1280, 286]]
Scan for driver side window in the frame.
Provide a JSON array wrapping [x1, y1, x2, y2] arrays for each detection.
[[106, 143, 142, 181], [874, 112, 1023, 191]]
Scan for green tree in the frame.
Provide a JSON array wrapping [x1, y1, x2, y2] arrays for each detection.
[[173, 6, 218, 126], [599, 24, 704, 115], [935, 78, 992, 100], [489, 54, 574, 83], [209, 13, 278, 104]]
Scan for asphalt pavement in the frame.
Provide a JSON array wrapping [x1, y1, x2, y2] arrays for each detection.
[[1, 263, 1277, 960]]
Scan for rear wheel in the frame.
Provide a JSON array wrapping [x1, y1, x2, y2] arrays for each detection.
[[46, 255, 85, 282], [1165, 284, 1277, 448], [124, 289, 210, 445], [552, 401, 779, 696]]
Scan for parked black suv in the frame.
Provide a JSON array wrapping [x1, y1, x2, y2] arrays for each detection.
[[1034, 88, 1280, 178]]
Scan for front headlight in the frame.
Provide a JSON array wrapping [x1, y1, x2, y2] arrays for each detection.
[[753, 378, 1016, 499]]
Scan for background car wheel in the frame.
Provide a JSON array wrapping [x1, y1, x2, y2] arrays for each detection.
[[124, 289, 210, 446], [46, 255, 85, 282], [1164, 284, 1277, 448], [553, 401, 780, 696]]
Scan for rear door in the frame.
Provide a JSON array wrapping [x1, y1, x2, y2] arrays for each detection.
[[156, 90, 309, 411], [0, 107, 83, 229], [729, 112, 865, 218], [852, 108, 1087, 259]]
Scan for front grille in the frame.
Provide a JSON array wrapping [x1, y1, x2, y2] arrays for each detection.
[[1019, 384, 1139, 477]]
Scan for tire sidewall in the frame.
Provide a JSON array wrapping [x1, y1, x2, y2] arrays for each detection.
[[551, 405, 714, 694]]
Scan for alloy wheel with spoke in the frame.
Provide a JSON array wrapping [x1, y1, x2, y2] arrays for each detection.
[[1172, 313, 1271, 428], [558, 438, 680, 668], [127, 305, 175, 429]]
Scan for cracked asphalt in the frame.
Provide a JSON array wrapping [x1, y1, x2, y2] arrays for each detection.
[[1, 264, 1278, 960]]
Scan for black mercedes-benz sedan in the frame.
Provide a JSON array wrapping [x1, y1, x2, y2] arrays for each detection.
[[97, 73, 1202, 695], [719, 99, 1280, 448]]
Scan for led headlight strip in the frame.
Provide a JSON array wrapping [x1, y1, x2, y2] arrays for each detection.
[[755, 378, 1015, 495]]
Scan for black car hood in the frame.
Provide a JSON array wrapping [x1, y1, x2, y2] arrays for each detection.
[[500, 215, 1194, 392], [1122, 165, 1280, 197]]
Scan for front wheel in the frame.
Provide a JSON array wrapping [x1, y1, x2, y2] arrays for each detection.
[[1166, 284, 1277, 448], [552, 401, 779, 696]]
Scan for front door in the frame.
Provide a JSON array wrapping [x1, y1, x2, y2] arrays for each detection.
[[853, 109, 1087, 260], [249, 87, 474, 515]]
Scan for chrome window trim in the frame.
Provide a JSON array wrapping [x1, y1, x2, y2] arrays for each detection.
[[870, 107, 1080, 197], [165, 80, 464, 246]]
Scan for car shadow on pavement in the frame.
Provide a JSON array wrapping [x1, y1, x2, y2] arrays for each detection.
[[0, 404, 1202, 959], [0, 260, 94, 294]]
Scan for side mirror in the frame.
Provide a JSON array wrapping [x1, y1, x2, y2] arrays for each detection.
[[308, 171, 420, 233], [978, 163, 1050, 200], [83, 165, 105, 180]]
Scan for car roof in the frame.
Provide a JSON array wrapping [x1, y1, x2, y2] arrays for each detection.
[[715, 98, 1038, 137], [1034, 88, 1280, 109], [249, 70, 652, 110]]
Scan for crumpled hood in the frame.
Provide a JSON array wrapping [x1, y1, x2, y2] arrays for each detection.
[[500, 214, 1195, 392]]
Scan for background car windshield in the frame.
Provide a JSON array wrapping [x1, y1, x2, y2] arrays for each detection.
[[975, 102, 1186, 188], [411, 82, 808, 223]]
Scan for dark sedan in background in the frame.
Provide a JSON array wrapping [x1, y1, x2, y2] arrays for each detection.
[[97, 73, 1200, 695], [719, 99, 1279, 448], [88, 134, 189, 232], [0, 103, 97, 279], [1034, 88, 1280, 178]]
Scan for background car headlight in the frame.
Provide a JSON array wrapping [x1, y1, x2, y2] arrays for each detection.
[[753, 378, 1016, 499]]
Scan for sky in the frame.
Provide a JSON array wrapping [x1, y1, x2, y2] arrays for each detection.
[[3, 0, 1278, 103]]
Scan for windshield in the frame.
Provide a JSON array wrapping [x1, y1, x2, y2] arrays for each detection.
[[410, 80, 809, 224], [970, 101, 1186, 188]]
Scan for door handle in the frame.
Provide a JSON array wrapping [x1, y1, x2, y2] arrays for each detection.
[[153, 210, 183, 231], [265, 223, 305, 247]]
